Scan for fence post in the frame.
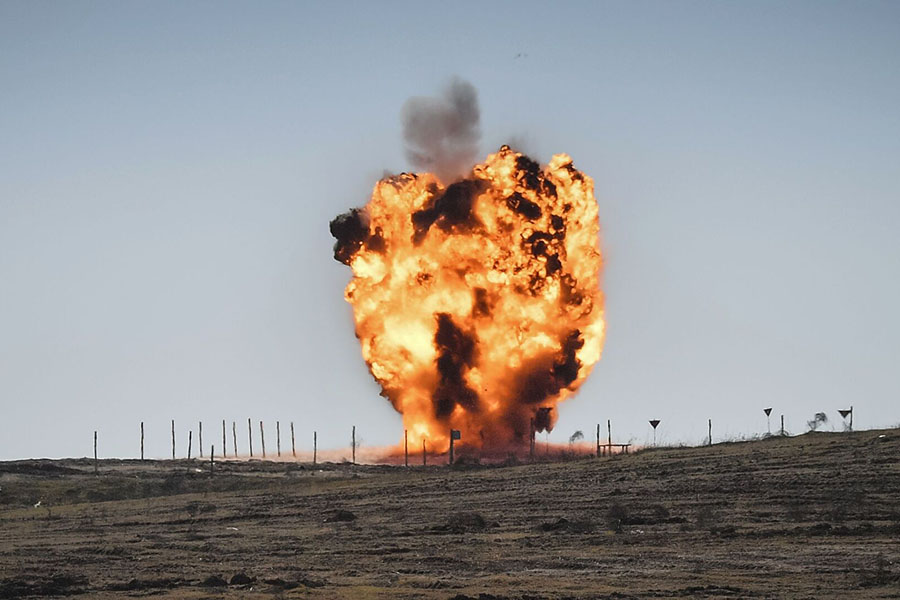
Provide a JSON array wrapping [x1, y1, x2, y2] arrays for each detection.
[[708, 419, 712, 446], [232, 421, 237, 457], [607, 419, 612, 455], [449, 430, 454, 465], [277, 421, 281, 457], [291, 422, 296, 458], [352, 425, 356, 465], [248, 418, 253, 457], [260, 421, 266, 458], [140, 421, 144, 461], [210, 445, 214, 475], [198, 421, 203, 457], [188, 430, 192, 459], [222, 420, 226, 459], [313, 431, 317, 465], [404, 429, 408, 467], [530, 418, 535, 461], [93, 430, 98, 476], [171, 420, 175, 460], [422, 438, 427, 466]]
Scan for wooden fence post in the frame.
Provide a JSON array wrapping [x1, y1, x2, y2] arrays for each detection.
[[248, 418, 253, 457], [404, 429, 408, 467], [291, 422, 296, 458], [171, 420, 175, 460], [449, 430, 454, 465], [708, 419, 712, 446], [313, 431, 317, 465], [188, 430, 192, 459], [210, 445, 214, 475], [199, 421, 203, 457], [232, 421, 237, 457], [140, 421, 144, 461], [260, 421, 266, 458], [277, 421, 281, 457], [93, 430, 98, 476], [530, 418, 535, 461], [607, 419, 612, 455], [422, 438, 427, 466], [222, 420, 226, 459]]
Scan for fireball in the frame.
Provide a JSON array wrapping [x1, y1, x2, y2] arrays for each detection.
[[331, 146, 604, 451]]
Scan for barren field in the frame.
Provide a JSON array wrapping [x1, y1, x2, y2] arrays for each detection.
[[1, 429, 898, 599]]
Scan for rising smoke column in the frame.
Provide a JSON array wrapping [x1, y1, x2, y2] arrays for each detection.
[[330, 85, 604, 453], [401, 77, 481, 184]]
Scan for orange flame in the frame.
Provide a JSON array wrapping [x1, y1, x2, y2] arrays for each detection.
[[331, 146, 604, 453]]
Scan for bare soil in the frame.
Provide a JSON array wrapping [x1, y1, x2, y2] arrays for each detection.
[[1, 429, 898, 599]]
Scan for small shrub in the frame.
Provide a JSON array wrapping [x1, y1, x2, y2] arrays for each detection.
[[606, 502, 629, 533], [442, 511, 487, 533], [785, 501, 808, 523], [649, 504, 670, 521], [695, 506, 720, 530]]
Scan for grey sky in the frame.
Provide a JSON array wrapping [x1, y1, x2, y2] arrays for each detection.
[[1, 1, 898, 460]]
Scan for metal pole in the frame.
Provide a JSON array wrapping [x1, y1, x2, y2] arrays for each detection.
[[232, 421, 237, 457], [171, 420, 175, 460], [93, 430, 98, 476], [313, 431, 317, 465], [351, 425, 356, 464], [596, 423, 600, 458], [210, 445, 214, 475], [708, 419, 712, 446], [850, 406, 854, 431], [291, 422, 296, 458], [404, 429, 408, 467], [277, 421, 281, 457], [140, 421, 144, 461], [188, 430, 192, 459], [422, 438, 426, 466], [222, 420, 226, 459], [248, 418, 253, 457], [198, 421, 203, 457], [781, 414, 785, 436]]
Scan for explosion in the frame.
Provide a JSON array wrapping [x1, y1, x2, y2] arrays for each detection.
[[331, 146, 604, 453]]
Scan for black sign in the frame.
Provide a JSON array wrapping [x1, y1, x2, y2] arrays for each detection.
[[764, 408, 772, 416], [649, 420, 660, 429], [838, 409, 852, 419], [450, 429, 461, 440]]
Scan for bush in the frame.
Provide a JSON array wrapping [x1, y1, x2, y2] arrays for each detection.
[[606, 502, 629, 533], [695, 506, 720, 530]]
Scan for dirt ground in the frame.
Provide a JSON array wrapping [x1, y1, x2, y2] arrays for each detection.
[[1, 428, 898, 599]]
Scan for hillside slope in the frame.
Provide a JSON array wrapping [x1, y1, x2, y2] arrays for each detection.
[[1, 429, 898, 599]]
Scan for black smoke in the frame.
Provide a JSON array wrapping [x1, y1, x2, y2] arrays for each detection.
[[433, 313, 480, 418]]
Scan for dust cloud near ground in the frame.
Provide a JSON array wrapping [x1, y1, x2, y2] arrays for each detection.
[[1, 429, 898, 599]]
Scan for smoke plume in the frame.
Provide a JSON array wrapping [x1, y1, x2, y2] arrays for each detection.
[[401, 77, 481, 183]]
